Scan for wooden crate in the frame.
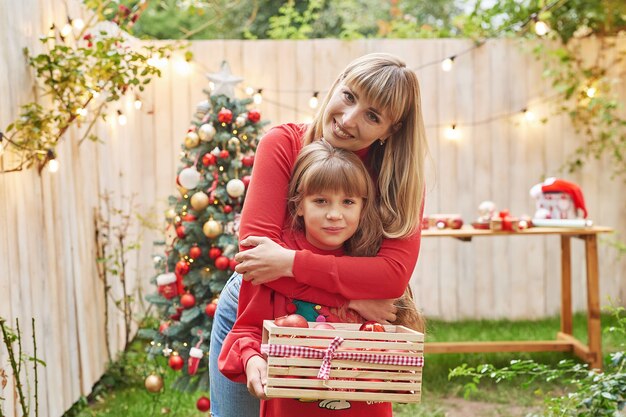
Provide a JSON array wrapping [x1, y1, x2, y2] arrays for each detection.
[[261, 320, 424, 403]]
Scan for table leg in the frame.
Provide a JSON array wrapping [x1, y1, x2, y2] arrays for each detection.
[[560, 236, 572, 335], [585, 235, 602, 370]]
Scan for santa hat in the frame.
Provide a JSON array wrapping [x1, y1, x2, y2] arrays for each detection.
[[529, 177, 588, 218]]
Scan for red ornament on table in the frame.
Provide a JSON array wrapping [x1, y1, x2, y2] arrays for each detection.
[[196, 396, 211, 412], [202, 153, 217, 166], [214, 255, 230, 270], [241, 155, 254, 167], [189, 245, 202, 260], [175, 260, 190, 275], [217, 108, 233, 124], [180, 293, 196, 309], [168, 354, 184, 371], [205, 302, 217, 317], [247, 109, 261, 123], [208, 247, 222, 259]]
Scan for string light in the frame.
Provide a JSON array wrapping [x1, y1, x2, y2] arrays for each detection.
[[522, 108, 536, 122], [245, 86, 255, 95], [444, 124, 461, 140], [0, 133, 5, 157], [208, 81, 215, 91], [76, 107, 87, 117], [117, 110, 127, 126], [47, 150, 59, 173], [71, 18, 85, 30], [534, 20, 550, 36], [61, 22, 73, 37], [586, 87, 597, 98], [134, 96, 143, 110], [441, 57, 455, 72], [174, 58, 192, 76], [309, 92, 319, 109], [253, 89, 263, 104]]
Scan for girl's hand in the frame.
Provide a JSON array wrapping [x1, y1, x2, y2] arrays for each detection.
[[235, 236, 296, 285], [245, 355, 269, 400], [348, 299, 398, 324]]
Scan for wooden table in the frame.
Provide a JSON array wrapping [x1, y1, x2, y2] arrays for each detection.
[[421, 226, 613, 370]]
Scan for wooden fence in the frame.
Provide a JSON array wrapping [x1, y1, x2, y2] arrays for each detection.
[[1, 1, 625, 415]]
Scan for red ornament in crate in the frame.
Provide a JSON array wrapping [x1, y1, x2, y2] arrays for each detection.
[[157, 273, 178, 299]]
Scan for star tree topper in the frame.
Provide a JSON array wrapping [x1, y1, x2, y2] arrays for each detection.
[[206, 61, 243, 99]]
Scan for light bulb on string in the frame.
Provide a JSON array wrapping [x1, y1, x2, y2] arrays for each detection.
[[441, 57, 454, 72], [444, 124, 461, 140], [61, 23, 72, 37], [134, 96, 143, 110], [586, 87, 597, 98], [245, 86, 254, 96], [174, 57, 192, 76], [76, 107, 87, 117], [522, 108, 535, 122], [208, 81, 215, 91], [253, 89, 263, 104], [47, 150, 59, 173], [534, 20, 550, 36], [117, 110, 127, 126], [72, 18, 85, 30], [309, 92, 319, 109]]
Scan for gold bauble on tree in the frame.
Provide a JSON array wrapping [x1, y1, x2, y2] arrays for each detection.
[[144, 374, 164, 393], [190, 191, 210, 211], [185, 131, 200, 148], [203, 219, 223, 238], [165, 208, 177, 221]]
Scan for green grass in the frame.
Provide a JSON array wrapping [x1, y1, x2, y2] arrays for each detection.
[[65, 312, 624, 416]]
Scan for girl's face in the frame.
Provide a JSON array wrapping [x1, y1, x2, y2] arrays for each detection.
[[322, 82, 396, 151], [297, 190, 364, 251]]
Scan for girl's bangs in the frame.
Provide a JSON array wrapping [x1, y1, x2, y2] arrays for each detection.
[[300, 160, 368, 198]]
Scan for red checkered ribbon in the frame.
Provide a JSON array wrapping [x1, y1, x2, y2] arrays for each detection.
[[260, 336, 424, 380]]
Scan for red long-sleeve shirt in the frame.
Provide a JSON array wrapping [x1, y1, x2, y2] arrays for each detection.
[[240, 123, 423, 305], [219, 229, 392, 416]]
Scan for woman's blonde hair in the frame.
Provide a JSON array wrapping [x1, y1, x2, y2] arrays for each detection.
[[303, 53, 428, 239], [288, 140, 383, 257]]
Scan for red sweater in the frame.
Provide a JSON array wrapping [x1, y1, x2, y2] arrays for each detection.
[[219, 229, 392, 416], [239, 123, 423, 308]]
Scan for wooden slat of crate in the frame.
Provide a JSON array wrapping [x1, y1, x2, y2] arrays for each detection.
[[265, 387, 421, 403], [266, 376, 420, 391], [268, 357, 421, 372], [267, 335, 424, 352], [268, 366, 422, 381]]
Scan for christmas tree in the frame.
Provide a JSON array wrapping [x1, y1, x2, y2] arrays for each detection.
[[143, 62, 267, 392]]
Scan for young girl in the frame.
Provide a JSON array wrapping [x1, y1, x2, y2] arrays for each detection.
[[219, 140, 423, 416]]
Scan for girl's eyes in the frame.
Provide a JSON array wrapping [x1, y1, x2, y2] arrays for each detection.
[[313, 198, 327, 204]]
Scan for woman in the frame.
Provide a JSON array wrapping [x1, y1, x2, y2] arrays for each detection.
[[209, 52, 428, 417]]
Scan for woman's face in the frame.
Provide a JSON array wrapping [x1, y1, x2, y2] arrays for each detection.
[[322, 82, 395, 152]]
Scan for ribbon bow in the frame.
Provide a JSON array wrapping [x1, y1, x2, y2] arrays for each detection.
[[261, 336, 424, 381]]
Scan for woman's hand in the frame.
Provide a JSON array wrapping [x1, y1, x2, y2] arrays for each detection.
[[235, 236, 296, 285], [245, 355, 269, 400], [348, 299, 398, 324]]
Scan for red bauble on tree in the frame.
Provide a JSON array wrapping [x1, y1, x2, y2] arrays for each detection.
[[168, 354, 184, 371], [176, 225, 186, 239], [180, 293, 196, 309], [205, 302, 217, 317], [202, 153, 217, 166], [242, 175, 252, 189], [217, 108, 233, 124], [189, 245, 202, 260], [159, 321, 170, 334], [208, 247, 222, 259], [182, 213, 197, 222], [248, 109, 261, 123], [223, 205, 233, 214], [175, 260, 190, 275], [241, 155, 254, 167], [214, 256, 230, 270], [219, 149, 230, 159], [196, 396, 211, 412], [229, 258, 238, 271]]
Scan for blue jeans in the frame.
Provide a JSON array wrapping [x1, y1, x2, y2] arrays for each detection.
[[209, 273, 260, 417]]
